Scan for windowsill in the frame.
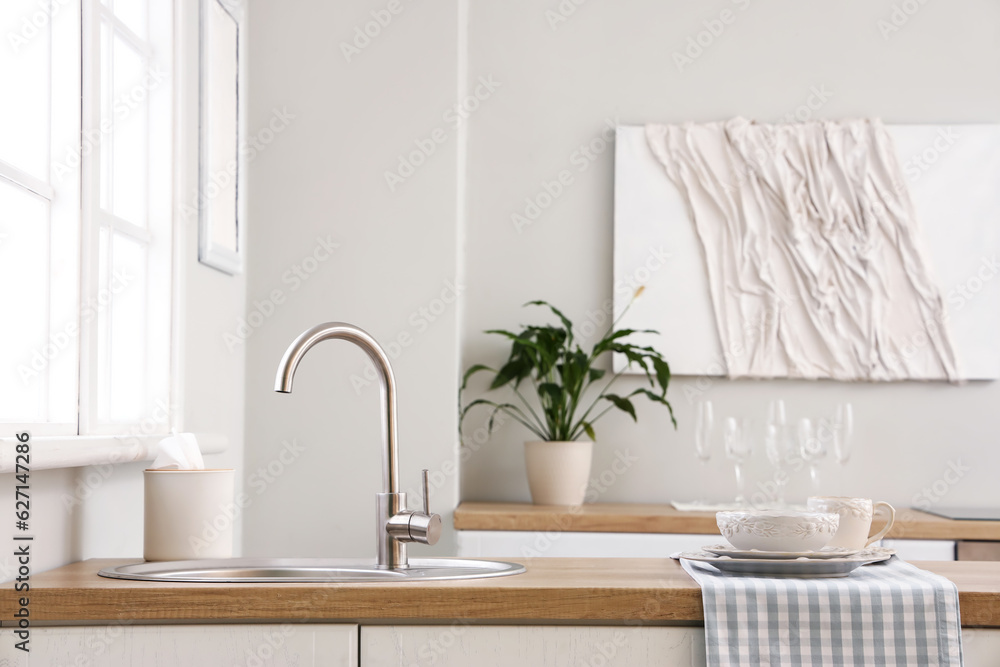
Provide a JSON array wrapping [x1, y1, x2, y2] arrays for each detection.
[[0, 433, 228, 472]]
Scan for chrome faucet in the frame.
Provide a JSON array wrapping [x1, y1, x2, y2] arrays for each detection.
[[274, 322, 441, 569]]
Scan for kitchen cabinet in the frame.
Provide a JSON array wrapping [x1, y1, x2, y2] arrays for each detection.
[[454, 502, 1000, 545], [457, 530, 957, 561], [9, 622, 999, 667], [362, 625, 705, 667], [7, 558, 1000, 666], [360, 626, 1000, 667], [1, 623, 357, 667], [458, 529, 714, 558]]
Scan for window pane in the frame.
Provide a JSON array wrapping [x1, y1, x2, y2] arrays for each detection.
[[0, 181, 50, 421], [112, 0, 147, 40], [86, 2, 172, 435], [99, 21, 112, 211], [0, 0, 51, 180], [103, 30, 149, 226], [96, 226, 111, 420], [97, 232, 148, 423]]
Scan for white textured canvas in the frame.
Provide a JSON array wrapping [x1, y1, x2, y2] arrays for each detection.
[[613, 124, 1000, 380]]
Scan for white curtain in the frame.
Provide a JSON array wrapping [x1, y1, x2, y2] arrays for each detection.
[[645, 118, 958, 380]]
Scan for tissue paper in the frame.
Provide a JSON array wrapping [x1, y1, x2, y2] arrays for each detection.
[[150, 433, 205, 470]]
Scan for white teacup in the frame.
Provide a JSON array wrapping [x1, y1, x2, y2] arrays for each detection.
[[806, 496, 895, 550]]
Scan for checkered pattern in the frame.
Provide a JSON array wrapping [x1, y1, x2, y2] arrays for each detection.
[[681, 556, 963, 666]]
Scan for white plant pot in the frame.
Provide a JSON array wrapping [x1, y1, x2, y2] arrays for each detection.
[[524, 440, 594, 506]]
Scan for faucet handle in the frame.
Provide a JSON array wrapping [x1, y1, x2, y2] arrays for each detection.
[[421, 469, 431, 515], [408, 510, 442, 546], [413, 469, 441, 545], [386, 471, 442, 546]]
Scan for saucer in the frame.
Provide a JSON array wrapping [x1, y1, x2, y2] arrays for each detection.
[[701, 544, 862, 560], [677, 547, 895, 578]]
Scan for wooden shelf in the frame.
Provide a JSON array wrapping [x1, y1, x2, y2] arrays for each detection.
[[454, 502, 1000, 541], [6, 558, 1000, 627]]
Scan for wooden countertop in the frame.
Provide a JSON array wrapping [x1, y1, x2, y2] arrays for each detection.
[[454, 503, 1000, 541], [6, 558, 1000, 627]]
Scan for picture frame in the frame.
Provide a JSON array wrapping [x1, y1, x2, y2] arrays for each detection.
[[198, 0, 246, 275]]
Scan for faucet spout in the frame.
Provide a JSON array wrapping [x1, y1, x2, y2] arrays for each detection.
[[273, 322, 399, 495], [274, 321, 440, 569]]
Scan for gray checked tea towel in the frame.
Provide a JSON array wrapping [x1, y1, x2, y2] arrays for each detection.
[[681, 556, 963, 666]]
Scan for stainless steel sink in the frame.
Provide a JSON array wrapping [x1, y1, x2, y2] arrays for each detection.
[[99, 557, 525, 583], [107, 325, 528, 586]]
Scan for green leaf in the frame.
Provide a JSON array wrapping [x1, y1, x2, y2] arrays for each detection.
[[459, 398, 502, 434], [537, 382, 562, 402], [490, 358, 530, 390], [460, 398, 501, 423], [592, 328, 658, 356], [525, 300, 574, 346], [461, 399, 549, 440], [487, 403, 548, 440], [628, 388, 677, 429], [461, 364, 495, 391], [463, 303, 678, 439], [602, 393, 637, 421], [486, 329, 552, 363], [651, 357, 671, 393], [582, 422, 596, 441]]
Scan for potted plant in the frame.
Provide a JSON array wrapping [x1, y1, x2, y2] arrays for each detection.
[[459, 293, 676, 505]]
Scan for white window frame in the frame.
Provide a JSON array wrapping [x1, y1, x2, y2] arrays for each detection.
[[0, 0, 82, 438], [79, 0, 175, 436], [0, 0, 228, 471]]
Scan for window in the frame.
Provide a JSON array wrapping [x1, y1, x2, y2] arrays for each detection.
[[0, 0, 174, 439]]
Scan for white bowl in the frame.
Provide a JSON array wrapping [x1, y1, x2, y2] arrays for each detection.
[[716, 510, 840, 552]]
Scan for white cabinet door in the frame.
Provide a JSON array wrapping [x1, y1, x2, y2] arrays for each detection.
[[964, 629, 1000, 667], [0, 623, 358, 667], [880, 539, 956, 560], [362, 625, 705, 667], [456, 530, 711, 558]]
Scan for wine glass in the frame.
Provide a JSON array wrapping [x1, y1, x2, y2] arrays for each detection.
[[767, 399, 787, 430], [764, 422, 795, 507], [798, 417, 827, 495], [724, 417, 753, 506], [764, 399, 789, 505], [833, 403, 854, 465], [832, 403, 854, 493], [693, 401, 714, 504], [694, 401, 714, 463]]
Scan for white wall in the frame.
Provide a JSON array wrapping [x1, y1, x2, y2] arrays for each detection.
[[459, 0, 1000, 510], [241, 0, 461, 556], [11, 0, 994, 576], [243, 0, 1000, 559], [0, 0, 247, 576]]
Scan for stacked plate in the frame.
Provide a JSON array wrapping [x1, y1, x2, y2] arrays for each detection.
[[677, 545, 894, 578], [676, 509, 894, 577]]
